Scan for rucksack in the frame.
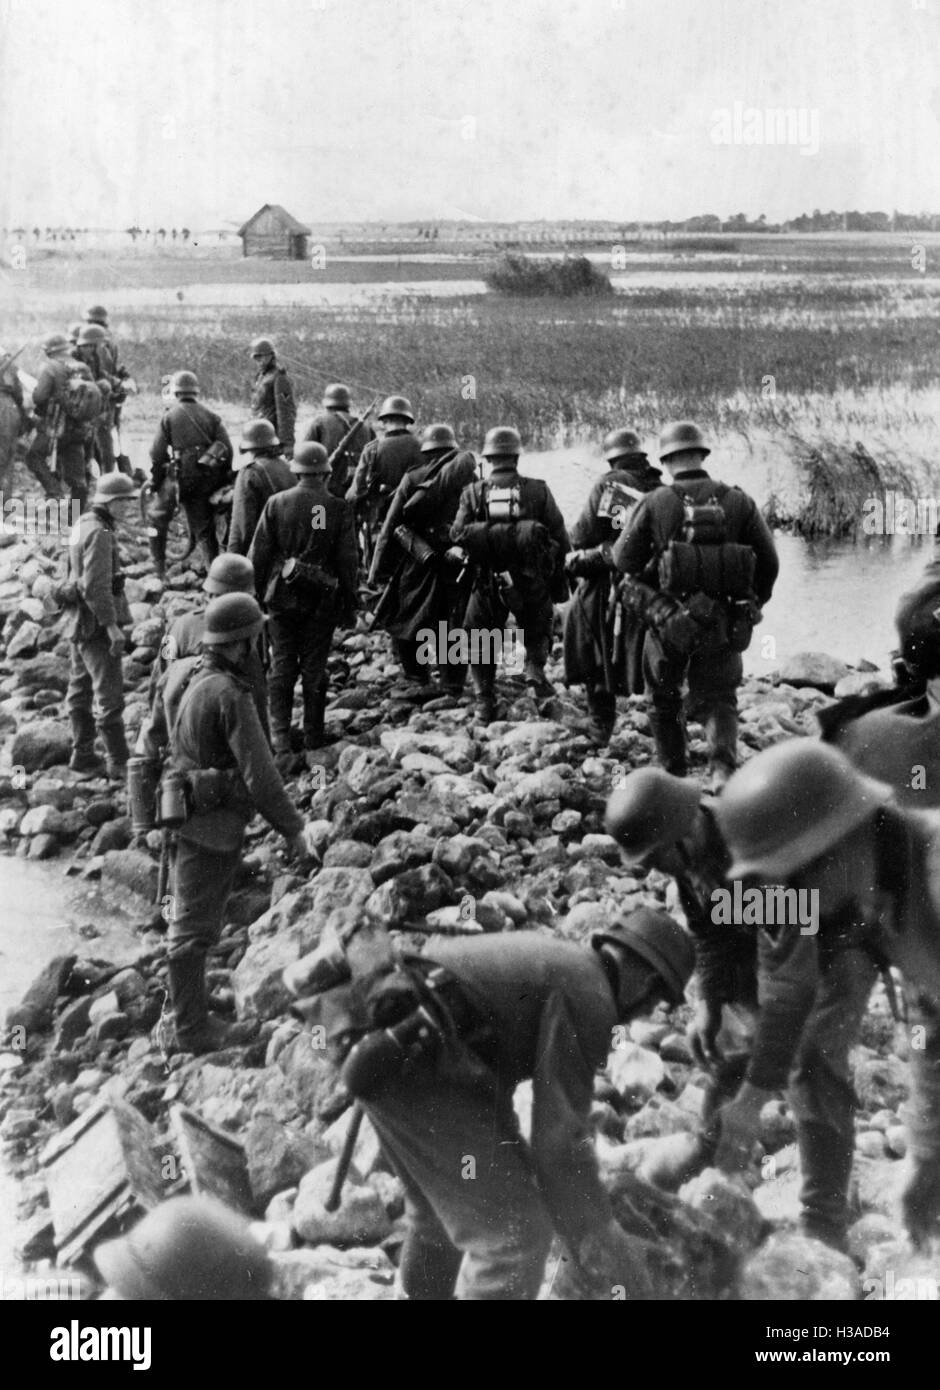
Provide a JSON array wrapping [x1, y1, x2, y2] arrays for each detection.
[[658, 487, 756, 600], [62, 374, 103, 424]]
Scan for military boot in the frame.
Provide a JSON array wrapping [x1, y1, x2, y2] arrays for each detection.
[[705, 704, 738, 786], [304, 688, 334, 751], [796, 1120, 857, 1254], [523, 658, 554, 699], [69, 708, 104, 778], [586, 686, 617, 744], [167, 955, 258, 1056], [101, 723, 130, 784], [648, 709, 688, 777], [147, 528, 167, 583]]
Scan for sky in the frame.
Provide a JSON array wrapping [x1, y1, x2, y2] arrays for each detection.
[[1, 0, 939, 228]]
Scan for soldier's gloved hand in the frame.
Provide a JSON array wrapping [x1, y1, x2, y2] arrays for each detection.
[[713, 1084, 767, 1173], [285, 825, 320, 866], [576, 1221, 654, 1299], [902, 1157, 940, 1248], [106, 623, 125, 658], [564, 549, 585, 575], [688, 1000, 724, 1068], [444, 546, 466, 567]]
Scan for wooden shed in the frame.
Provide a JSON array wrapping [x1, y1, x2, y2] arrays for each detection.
[[238, 204, 310, 259]]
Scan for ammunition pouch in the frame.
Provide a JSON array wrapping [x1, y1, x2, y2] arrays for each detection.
[[197, 439, 229, 470], [280, 557, 340, 604], [726, 597, 762, 653], [185, 766, 249, 816]]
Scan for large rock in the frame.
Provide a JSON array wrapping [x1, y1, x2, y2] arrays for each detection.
[[270, 1246, 395, 1301], [369, 830, 436, 885], [7, 620, 41, 658], [678, 1168, 765, 1249], [244, 1115, 319, 1210], [19, 804, 66, 837], [364, 863, 455, 927], [291, 1160, 392, 1246], [740, 1232, 860, 1300], [276, 1030, 336, 1118], [6, 953, 76, 1033], [607, 1043, 666, 1105], [773, 652, 851, 693], [14, 654, 69, 693], [100, 848, 159, 902], [10, 720, 71, 773], [853, 1052, 909, 1112]]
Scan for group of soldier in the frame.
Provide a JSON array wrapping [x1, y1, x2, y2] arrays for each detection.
[[18, 315, 940, 1299]]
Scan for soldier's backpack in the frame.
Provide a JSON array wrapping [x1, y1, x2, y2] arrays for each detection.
[[62, 374, 103, 425]]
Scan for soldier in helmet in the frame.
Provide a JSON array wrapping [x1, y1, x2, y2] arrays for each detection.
[[712, 738, 940, 1251], [94, 1196, 273, 1300], [450, 426, 570, 722], [368, 422, 478, 694], [612, 421, 778, 785], [63, 472, 139, 778], [563, 429, 662, 742], [74, 322, 120, 474], [313, 908, 693, 1299], [302, 383, 375, 500], [227, 419, 294, 556], [161, 592, 317, 1053], [346, 395, 422, 566], [84, 304, 131, 434], [149, 370, 233, 575], [26, 333, 97, 509], [249, 337, 296, 459], [249, 442, 359, 763]]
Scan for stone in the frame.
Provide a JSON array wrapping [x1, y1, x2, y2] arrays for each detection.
[[678, 1168, 765, 1249], [322, 840, 373, 869], [91, 817, 131, 854], [100, 848, 158, 902], [511, 767, 570, 806], [323, 1107, 383, 1178], [244, 1115, 320, 1209], [270, 1246, 395, 1301], [833, 670, 893, 699], [848, 1213, 901, 1268], [6, 953, 76, 1033], [92, 1012, 131, 1043], [53, 996, 94, 1050], [19, 804, 65, 837], [856, 1130, 887, 1159], [14, 654, 69, 693], [599, 1132, 704, 1191], [759, 1099, 796, 1151], [365, 863, 454, 927], [27, 833, 59, 859], [885, 1125, 907, 1159], [291, 1160, 392, 1246], [432, 833, 490, 879], [607, 1043, 666, 1105], [7, 620, 41, 657], [277, 1031, 336, 1118], [739, 1232, 860, 1300], [660, 1032, 693, 1065], [88, 991, 121, 1024], [26, 779, 77, 810], [369, 829, 435, 885], [773, 652, 851, 693], [853, 1053, 909, 1112], [84, 798, 119, 827]]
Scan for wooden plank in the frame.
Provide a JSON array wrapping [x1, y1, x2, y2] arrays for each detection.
[[169, 1105, 253, 1214]]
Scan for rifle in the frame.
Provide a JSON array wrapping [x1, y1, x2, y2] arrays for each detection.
[[326, 396, 380, 474], [0, 343, 27, 375], [324, 1101, 365, 1212]]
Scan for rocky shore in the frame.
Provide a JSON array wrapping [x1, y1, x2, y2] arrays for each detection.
[[0, 524, 922, 1300]]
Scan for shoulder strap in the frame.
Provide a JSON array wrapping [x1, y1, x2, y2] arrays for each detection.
[[168, 660, 216, 743], [176, 401, 215, 449], [249, 460, 276, 502]]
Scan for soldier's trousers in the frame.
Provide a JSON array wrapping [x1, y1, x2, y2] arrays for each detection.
[[181, 494, 220, 569], [464, 583, 552, 695], [363, 1046, 554, 1300], [25, 430, 87, 510], [268, 607, 335, 748], [66, 635, 128, 764], [167, 835, 242, 1038], [642, 632, 742, 775], [91, 414, 116, 473], [773, 942, 879, 1247]]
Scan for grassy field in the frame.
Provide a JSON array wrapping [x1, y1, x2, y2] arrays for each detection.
[[5, 233, 940, 531]]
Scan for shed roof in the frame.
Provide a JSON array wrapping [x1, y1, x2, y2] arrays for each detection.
[[237, 204, 311, 237]]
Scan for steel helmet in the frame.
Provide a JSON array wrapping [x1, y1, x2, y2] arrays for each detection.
[[603, 428, 644, 462], [896, 577, 940, 679], [42, 333, 71, 356], [658, 421, 710, 461], [94, 1197, 272, 1300], [378, 395, 415, 423], [249, 337, 275, 358], [605, 767, 702, 862], [482, 426, 522, 459], [203, 553, 255, 596], [172, 370, 199, 397], [714, 739, 894, 881], [322, 383, 351, 409], [202, 593, 266, 645], [92, 473, 139, 505], [419, 422, 458, 454], [85, 305, 109, 326], [592, 907, 695, 1006], [239, 419, 280, 453], [67, 321, 83, 343], [77, 323, 108, 346], [290, 441, 331, 475]]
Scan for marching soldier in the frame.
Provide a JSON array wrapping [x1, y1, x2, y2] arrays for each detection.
[[563, 429, 662, 742], [711, 739, 940, 1251], [249, 337, 296, 458], [26, 333, 97, 509], [249, 442, 358, 763], [322, 910, 693, 1299], [451, 426, 570, 722], [149, 370, 233, 576], [613, 421, 778, 785], [346, 395, 422, 565], [73, 322, 120, 474], [369, 422, 477, 693], [162, 592, 316, 1054], [303, 383, 375, 500], [64, 473, 139, 778], [84, 304, 130, 434], [227, 420, 293, 556]]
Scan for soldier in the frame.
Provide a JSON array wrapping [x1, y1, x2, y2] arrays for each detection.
[[149, 370, 233, 576], [84, 304, 130, 434], [73, 323, 120, 474], [710, 739, 940, 1250], [249, 442, 358, 763], [163, 593, 316, 1054], [227, 419, 293, 556], [248, 337, 296, 458], [451, 426, 570, 722], [563, 429, 662, 742], [25, 333, 96, 507], [346, 395, 422, 565], [136, 553, 269, 758], [302, 383, 375, 500], [369, 422, 478, 694], [63, 473, 139, 778], [326, 910, 693, 1299], [613, 421, 779, 785]]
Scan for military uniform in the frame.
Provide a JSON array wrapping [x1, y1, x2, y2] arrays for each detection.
[[250, 362, 296, 456], [369, 449, 478, 685], [347, 429, 423, 562], [27, 358, 92, 507], [360, 932, 620, 1300], [227, 454, 294, 556], [249, 481, 358, 751], [150, 400, 233, 571], [451, 465, 570, 704], [65, 504, 131, 770], [613, 468, 778, 776], [164, 651, 304, 1047], [303, 409, 375, 499], [563, 463, 662, 734], [73, 340, 120, 474]]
